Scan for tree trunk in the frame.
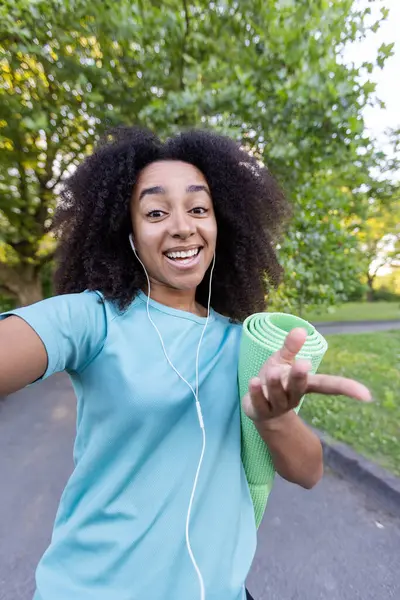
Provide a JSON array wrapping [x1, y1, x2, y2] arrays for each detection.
[[0, 262, 43, 307], [366, 273, 375, 302], [13, 277, 43, 306]]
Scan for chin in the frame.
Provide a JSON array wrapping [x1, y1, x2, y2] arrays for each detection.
[[161, 266, 209, 289], [170, 275, 205, 291]]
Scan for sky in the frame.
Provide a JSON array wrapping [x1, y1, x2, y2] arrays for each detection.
[[343, 0, 399, 276], [343, 0, 400, 148]]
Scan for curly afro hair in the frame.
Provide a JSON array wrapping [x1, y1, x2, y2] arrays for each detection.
[[53, 126, 290, 322]]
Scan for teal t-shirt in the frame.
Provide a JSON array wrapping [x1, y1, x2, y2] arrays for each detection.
[[2, 291, 256, 600]]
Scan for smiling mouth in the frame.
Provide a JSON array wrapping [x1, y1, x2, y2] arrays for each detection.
[[164, 247, 202, 261]]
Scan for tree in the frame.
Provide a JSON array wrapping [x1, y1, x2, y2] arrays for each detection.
[[0, 0, 398, 307], [375, 269, 400, 296], [0, 0, 154, 304], [355, 201, 400, 300]]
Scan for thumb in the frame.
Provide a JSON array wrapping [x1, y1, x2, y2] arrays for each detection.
[[278, 328, 308, 364]]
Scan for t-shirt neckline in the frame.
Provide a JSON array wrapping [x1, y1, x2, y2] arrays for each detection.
[[137, 291, 215, 324]]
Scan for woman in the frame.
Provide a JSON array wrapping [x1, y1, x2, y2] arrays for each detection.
[[0, 127, 370, 600]]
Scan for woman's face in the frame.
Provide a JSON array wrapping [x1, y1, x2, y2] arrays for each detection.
[[130, 160, 217, 293]]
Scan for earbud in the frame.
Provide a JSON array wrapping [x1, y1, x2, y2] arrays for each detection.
[[129, 233, 135, 252]]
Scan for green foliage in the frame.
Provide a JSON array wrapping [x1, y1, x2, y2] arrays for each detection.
[[0, 0, 399, 307], [301, 330, 400, 476], [269, 181, 366, 313], [371, 287, 400, 303], [345, 279, 368, 302], [0, 294, 15, 312], [351, 199, 400, 296], [375, 269, 400, 296]]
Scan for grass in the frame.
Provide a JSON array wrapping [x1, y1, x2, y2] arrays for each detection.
[[301, 330, 400, 477], [303, 301, 400, 323]]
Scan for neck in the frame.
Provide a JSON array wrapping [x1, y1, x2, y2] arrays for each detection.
[[143, 281, 207, 317]]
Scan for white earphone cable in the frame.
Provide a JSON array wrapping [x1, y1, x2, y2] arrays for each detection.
[[129, 234, 215, 600]]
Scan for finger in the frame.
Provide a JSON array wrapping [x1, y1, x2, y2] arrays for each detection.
[[287, 359, 312, 407], [306, 374, 372, 402], [278, 328, 308, 364], [243, 377, 272, 420], [265, 365, 289, 411]]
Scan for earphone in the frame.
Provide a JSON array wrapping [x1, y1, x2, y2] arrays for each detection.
[[129, 233, 215, 600]]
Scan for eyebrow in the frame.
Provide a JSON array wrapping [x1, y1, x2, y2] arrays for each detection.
[[187, 184, 211, 197], [139, 186, 165, 200], [139, 184, 211, 200]]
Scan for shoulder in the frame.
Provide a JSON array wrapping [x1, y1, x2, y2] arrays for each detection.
[[0, 291, 112, 379], [212, 309, 242, 329], [42, 290, 109, 321], [52, 290, 124, 323], [23, 290, 105, 311], [212, 310, 243, 343], [1, 290, 112, 337]]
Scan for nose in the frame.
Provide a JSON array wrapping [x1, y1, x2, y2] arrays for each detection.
[[170, 209, 196, 240]]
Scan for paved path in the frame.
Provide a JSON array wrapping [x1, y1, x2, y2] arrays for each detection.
[[314, 320, 400, 335], [1, 375, 399, 600]]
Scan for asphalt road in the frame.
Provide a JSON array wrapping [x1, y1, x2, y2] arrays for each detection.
[[1, 374, 399, 600], [314, 320, 400, 335]]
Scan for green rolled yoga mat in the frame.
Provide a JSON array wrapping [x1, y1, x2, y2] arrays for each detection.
[[239, 312, 328, 528]]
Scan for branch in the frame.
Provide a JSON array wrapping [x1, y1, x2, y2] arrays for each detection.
[[370, 265, 383, 278], [183, 0, 190, 35], [179, 0, 191, 90], [370, 252, 398, 278], [0, 283, 16, 298]]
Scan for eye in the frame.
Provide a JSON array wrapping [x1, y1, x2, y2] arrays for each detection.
[[190, 207, 208, 215], [146, 209, 167, 219]]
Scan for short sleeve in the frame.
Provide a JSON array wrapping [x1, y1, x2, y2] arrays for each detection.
[[0, 291, 108, 380]]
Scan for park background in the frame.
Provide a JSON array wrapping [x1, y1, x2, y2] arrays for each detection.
[[0, 0, 399, 491]]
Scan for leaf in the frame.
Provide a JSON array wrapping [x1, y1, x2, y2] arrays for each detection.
[[377, 42, 395, 68]]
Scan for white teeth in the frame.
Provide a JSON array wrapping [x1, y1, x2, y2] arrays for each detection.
[[166, 248, 200, 259]]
